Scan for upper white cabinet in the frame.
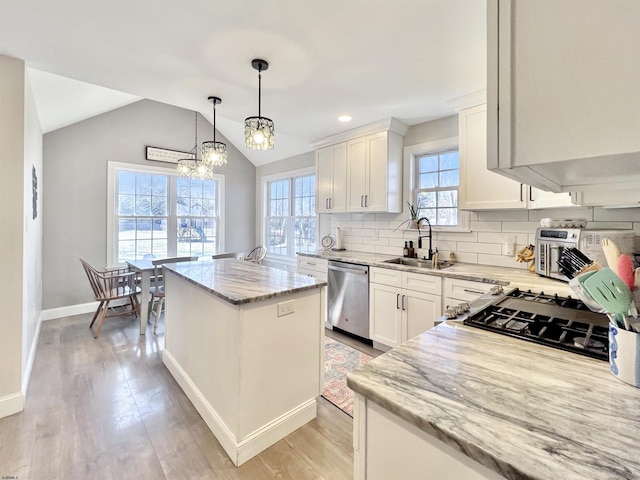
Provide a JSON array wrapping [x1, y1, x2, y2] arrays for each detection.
[[347, 131, 403, 213], [456, 100, 574, 210], [312, 118, 408, 214], [316, 143, 347, 213], [487, 0, 640, 193]]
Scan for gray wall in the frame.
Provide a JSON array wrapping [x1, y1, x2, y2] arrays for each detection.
[[43, 99, 256, 309]]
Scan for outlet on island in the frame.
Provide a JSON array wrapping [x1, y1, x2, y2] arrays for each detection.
[[277, 300, 295, 316]]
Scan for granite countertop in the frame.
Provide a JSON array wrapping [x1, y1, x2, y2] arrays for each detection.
[[298, 250, 574, 297], [347, 321, 640, 480], [164, 259, 326, 305]]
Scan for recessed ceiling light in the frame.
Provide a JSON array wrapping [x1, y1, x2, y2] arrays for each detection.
[[338, 114, 352, 123]]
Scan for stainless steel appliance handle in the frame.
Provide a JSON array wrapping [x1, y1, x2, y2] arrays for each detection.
[[328, 263, 368, 274], [463, 288, 485, 295]]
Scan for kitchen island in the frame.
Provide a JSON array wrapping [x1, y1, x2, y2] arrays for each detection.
[[161, 259, 327, 466], [348, 320, 640, 480]]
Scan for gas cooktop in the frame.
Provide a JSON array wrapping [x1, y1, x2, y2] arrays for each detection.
[[463, 288, 610, 361]]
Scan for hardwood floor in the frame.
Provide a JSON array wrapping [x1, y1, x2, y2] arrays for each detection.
[[0, 312, 356, 479]]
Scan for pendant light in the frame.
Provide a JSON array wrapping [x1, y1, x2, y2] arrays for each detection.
[[177, 111, 213, 180], [201, 96, 228, 167], [244, 59, 275, 150]]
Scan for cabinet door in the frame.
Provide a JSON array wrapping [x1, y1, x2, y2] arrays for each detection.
[[347, 136, 367, 212], [488, 0, 640, 192], [402, 290, 440, 343], [365, 132, 388, 212], [316, 143, 347, 213], [370, 282, 402, 348], [459, 103, 526, 210]]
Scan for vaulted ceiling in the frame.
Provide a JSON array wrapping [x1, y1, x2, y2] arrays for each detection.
[[0, 0, 486, 166]]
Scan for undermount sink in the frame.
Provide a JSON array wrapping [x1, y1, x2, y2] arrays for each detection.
[[383, 257, 452, 270]]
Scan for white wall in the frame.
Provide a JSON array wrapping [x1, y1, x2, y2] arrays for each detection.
[[22, 69, 43, 392], [43, 100, 256, 309], [0, 54, 43, 418]]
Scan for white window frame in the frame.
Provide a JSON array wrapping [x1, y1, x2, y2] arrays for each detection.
[[261, 166, 316, 264], [404, 137, 470, 232], [107, 161, 225, 266]]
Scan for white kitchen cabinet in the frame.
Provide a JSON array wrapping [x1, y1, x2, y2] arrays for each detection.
[[487, 0, 640, 193], [571, 188, 640, 208], [369, 267, 441, 349], [296, 256, 328, 281], [316, 143, 347, 213], [353, 395, 505, 480], [457, 102, 574, 210], [346, 131, 403, 213], [442, 277, 494, 314], [313, 118, 407, 215]]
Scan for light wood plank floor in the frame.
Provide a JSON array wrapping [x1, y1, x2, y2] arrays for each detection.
[[0, 312, 364, 479]]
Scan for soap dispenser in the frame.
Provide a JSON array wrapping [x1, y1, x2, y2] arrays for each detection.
[[408, 241, 415, 258], [403, 241, 409, 257]]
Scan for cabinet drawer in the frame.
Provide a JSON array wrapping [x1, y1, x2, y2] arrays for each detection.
[[297, 268, 328, 282], [402, 272, 441, 295], [370, 267, 402, 288], [296, 257, 328, 274], [443, 277, 494, 302]]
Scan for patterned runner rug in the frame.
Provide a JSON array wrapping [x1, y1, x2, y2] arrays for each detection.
[[322, 337, 374, 416]]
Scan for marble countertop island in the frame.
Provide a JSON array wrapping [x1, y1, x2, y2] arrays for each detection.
[[164, 258, 326, 305], [348, 321, 640, 480]]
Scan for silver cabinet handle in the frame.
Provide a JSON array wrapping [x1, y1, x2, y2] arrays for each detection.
[[360, 195, 364, 207], [325, 198, 329, 209], [307, 261, 316, 266], [463, 288, 485, 295], [402, 294, 406, 311], [365, 195, 368, 207], [329, 197, 332, 209], [396, 293, 400, 309]]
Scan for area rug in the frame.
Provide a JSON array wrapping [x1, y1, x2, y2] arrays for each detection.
[[322, 337, 374, 417]]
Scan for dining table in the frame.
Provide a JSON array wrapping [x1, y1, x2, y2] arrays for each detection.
[[126, 259, 154, 334]]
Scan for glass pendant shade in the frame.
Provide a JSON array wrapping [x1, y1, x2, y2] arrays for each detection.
[[201, 96, 228, 166], [177, 111, 213, 180], [244, 116, 275, 150], [244, 59, 275, 150]]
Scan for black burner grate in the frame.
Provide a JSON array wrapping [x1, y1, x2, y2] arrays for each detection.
[[464, 289, 609, 361]]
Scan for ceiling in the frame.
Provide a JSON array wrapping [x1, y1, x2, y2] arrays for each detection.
[[0, 0, 486, 167]]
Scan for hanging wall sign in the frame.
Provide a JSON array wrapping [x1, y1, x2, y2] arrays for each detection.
[[145, 146, 194, 164], [32, 165, 38, 219]]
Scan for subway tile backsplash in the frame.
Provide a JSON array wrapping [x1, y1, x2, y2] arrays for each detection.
[[327, 207, 640, 270]]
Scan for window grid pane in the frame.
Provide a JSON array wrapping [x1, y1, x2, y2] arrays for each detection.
[[415, 149, 460, 227], [266, 174, 316, 257], [116, 170, 219, 262]]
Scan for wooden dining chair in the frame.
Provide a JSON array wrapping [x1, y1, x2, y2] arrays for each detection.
[[148, 256, 198, 333], [243, 246, 267, 264], [80, 259, 141, 338]]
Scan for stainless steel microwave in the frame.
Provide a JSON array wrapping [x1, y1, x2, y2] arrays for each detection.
[[535, 228, 635, 281]]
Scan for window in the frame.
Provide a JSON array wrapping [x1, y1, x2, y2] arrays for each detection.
[[107, 162, 224, 264], [405, 138, 469, 231], [264, 171, 316, 257], [414, 149, 459, 226]]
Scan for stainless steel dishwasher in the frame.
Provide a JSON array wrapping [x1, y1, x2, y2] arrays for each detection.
[[327, 260, 370, 340]]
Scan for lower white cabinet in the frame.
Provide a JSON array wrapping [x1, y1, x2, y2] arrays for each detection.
[[353, 395, 504, 480], [369, 267, 441, 349], [442, 277, 494, 313], [296, 256, 328, 281]]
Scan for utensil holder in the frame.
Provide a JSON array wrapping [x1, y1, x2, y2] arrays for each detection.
[[609, 321, 640, 387]]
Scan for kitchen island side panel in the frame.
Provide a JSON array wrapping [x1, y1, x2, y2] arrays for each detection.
[[162, 269, 323, 466]]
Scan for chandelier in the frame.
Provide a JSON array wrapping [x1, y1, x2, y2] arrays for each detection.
[[201, 96, 228, 167], [177, 111, 213, 180], [244, 59, 275, 150]]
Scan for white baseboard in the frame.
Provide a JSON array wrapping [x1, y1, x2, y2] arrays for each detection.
[[163, 348, 317, 466], [41, 298, 130, 321], [0, 392, 24, 419]]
